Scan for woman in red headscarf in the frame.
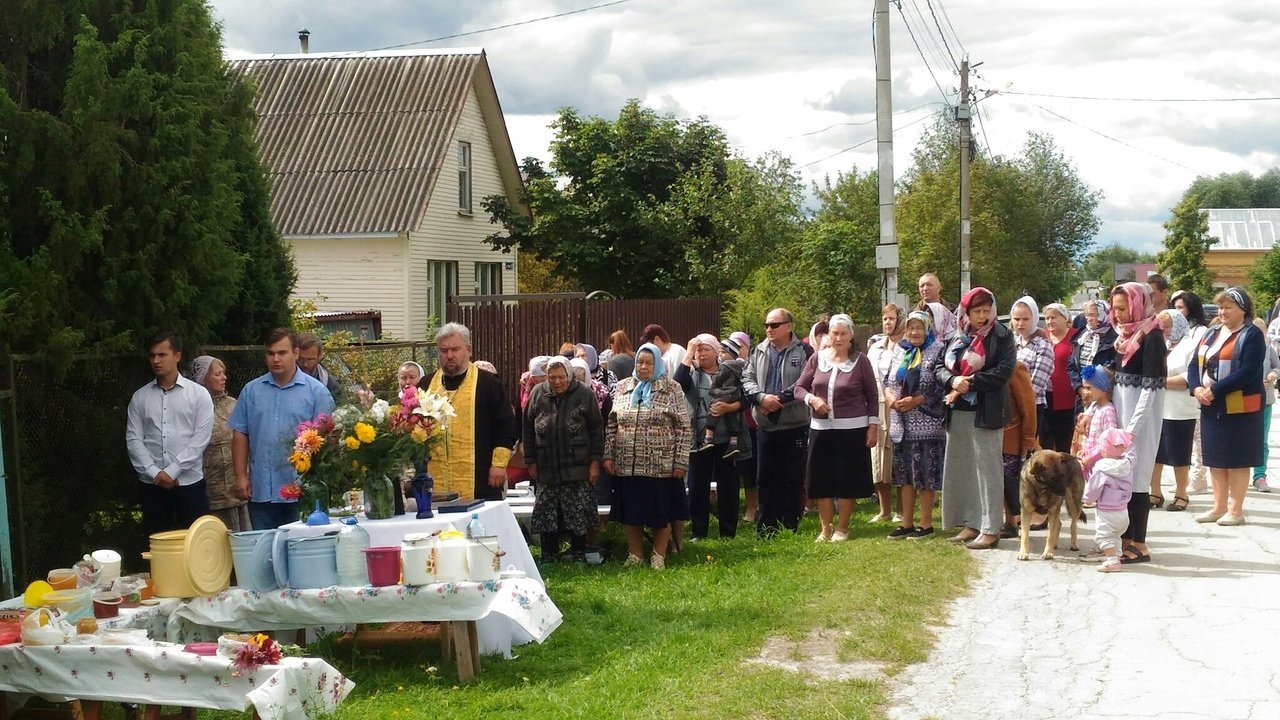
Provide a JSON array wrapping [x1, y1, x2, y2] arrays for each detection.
[[1108, 281, 1167, 564], [934, 288, 1017, 549]]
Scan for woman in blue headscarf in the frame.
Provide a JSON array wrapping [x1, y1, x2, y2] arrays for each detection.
[[604, 343, 692, 570], [883, 310, 947, 539]]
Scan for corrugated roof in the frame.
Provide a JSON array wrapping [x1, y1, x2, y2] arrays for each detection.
[[1205, 208, 1280, 251], [228, 50, 482, 236]]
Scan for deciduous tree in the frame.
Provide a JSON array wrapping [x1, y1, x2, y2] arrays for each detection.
[[1157, 196, 1216, 300]]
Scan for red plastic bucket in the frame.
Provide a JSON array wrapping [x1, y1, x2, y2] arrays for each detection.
[[363, 546, 402, 587]]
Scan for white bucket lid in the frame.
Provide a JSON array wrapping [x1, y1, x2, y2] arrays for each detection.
[[91, 549, 122, 564]]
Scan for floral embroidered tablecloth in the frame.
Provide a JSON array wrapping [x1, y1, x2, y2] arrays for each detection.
[[0, 641, 353, 720], [172, 577, 563, 656]]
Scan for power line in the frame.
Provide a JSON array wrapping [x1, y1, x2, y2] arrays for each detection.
[[360, 0, 637, 52], [923, 0, 958, 70], [784, 102, 945, 139], [799, 112, 935, 169], [933, 0, 967, 56], [1000, 89, 1280, 103], [973, 100, 993, 157], [904, 0, 957, 76], [1026, 101, 1205, 174], [893, 1, 950, 102]]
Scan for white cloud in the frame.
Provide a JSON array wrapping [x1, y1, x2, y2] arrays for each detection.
[[207, 0, 1280, 254]]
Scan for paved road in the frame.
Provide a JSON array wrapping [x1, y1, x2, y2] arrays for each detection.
[[889, 418, 1280, 720]]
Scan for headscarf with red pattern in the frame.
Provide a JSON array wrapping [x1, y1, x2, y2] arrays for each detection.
[[948, 287, 998, 377], [1110, 281, 1161, 366]]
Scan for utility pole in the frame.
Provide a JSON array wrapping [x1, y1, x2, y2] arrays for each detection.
[[957, 57, 972, 294], [874, 0, 901, 307]]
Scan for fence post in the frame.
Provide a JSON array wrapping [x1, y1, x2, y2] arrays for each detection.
[[0, 384, 13, 598]]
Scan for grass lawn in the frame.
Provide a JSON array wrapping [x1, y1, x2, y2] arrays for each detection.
[[189, 513, 974, 720]]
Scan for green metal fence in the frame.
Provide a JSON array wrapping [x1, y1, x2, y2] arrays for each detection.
[[0, 341, 436, 594]]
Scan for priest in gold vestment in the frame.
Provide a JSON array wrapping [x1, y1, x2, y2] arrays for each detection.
[[420, 323, 518, 500]]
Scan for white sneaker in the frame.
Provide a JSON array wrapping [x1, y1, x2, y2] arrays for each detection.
[[830, 531, 848, 542]]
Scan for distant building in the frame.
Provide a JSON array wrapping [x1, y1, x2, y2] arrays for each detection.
[[1200, 208, 1280, 290], [1112, 263, 1156, 285], [228, 49, 527, 340]]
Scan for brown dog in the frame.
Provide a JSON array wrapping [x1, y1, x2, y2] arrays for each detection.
[[1018, 450, 1086, 560]]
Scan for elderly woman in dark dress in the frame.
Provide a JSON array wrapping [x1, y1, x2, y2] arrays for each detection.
[[1188, 287, 1265, 527], [883, 309, 946, 539], [795, 314, 881, 542], [524, 357, 604, 563]]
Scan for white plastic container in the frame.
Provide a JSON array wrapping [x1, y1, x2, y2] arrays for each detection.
[[401, 533, 438, 586], [336, 524, 371, 587]]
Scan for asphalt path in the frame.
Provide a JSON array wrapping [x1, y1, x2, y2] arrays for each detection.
[[889, 417, 1280, 720]]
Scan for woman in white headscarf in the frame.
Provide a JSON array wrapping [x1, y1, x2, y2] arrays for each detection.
[[1152, 309, 1205, 512], [190, 355, 250, 531]]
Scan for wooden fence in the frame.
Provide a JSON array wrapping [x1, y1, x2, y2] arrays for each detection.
[[447, 293, 723, 401]]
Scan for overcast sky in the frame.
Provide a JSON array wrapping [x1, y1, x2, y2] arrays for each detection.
[[208, 0, 1280, 255]]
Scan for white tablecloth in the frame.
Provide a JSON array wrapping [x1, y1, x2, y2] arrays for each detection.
[[172, 577, 562, 657], [0, 641, 352, 720], [280, 501, 540, 583]]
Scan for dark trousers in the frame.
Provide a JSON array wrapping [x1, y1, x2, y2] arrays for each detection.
[[139, 480, 210, 536], [249, 501, 300, 530], [1039, 398, 1076, 451], [755, 426, 808, 537], [1122, 491, 1150, 543], [688, 447, 740, 538]]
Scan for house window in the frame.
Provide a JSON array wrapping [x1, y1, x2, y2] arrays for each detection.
[[474, 262, 502, 296], [428, 260, 459, 323], [458, 142, 472, 215]]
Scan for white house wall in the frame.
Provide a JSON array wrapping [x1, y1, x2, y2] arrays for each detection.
[[407, 82, 519, 340], [288, 235, 409, 339]]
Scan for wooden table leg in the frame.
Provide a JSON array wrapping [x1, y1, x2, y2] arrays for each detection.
[[77, 700, 102, 720], [448, 621, 481, 681]]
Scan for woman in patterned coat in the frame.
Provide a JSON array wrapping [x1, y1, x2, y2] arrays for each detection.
[[605, 343, 693, 570]]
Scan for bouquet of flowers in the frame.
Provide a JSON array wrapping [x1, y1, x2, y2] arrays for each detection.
[[231, 633, 283, 676], [281, 385, 455, 514]]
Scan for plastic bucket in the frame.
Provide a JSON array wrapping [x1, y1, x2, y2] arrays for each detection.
[[229, 530, 278, 592], [91, 549, 122, 584], [363, 546, 402, 587], [146, 530, 196, 598], [47, 569, 77, 591], [466, 536, 503, 582], [287, 535, 339, 589]]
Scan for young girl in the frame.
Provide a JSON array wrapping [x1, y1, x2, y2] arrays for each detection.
[[1078, 365, 1134, 572]]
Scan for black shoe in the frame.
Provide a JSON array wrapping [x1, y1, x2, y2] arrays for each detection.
[[696, 441, 716, 453], [722, 446, 740, 460], [887, 526, 915, 540], [908, 527, 935, 540], [1000, 523, 1018, 539]]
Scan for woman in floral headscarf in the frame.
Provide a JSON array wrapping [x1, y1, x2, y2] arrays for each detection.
[[1073, 299, 1117, 373], [1151, 309, 1206, 512], [934, 288, 1016, 549], [190, 355, 250, 531], [867, 304, 906, 522], [1108, 282, 1166, 563], [884, 309, 947, 539]]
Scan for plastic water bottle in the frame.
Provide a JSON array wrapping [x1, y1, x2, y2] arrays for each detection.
[[467, 512, 487, 539]]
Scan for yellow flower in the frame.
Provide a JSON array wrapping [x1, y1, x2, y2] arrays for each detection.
[[344, 435, 361, 450], [411, 426, 429, 444], [294, 455, 312, 473], [355, 422, 376, 443]]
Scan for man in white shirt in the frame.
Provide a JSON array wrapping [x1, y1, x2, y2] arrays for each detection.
[[126, 331, 215, 535], [640, 323, 686, 378]]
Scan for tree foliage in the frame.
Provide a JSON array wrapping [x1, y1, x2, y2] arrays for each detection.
[[0, 0, 294, 357], [897, 116, 1101, 305], [484, 101, 804, 298], [1157, 195, 1215, 299]]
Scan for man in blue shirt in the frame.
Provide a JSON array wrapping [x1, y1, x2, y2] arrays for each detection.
[[228, 327, 335, 529]]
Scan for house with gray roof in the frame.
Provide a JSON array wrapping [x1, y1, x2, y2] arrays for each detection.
[[228, 48, 526, 340]]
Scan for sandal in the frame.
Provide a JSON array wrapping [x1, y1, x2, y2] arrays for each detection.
[[1119, 549, 1151, 565], [1167, 495, 1189, 512], [1149, 494, 1165, 509]]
